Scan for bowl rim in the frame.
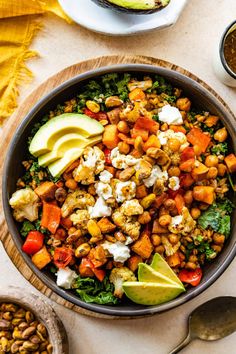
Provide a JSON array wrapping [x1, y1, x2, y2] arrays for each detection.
[[3, 63, 236, 317]]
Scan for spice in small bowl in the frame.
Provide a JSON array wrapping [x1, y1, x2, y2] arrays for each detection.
[[213, 20, 236, 87]]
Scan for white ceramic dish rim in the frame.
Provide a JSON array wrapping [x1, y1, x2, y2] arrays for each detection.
[[58, 0, 188, 36]]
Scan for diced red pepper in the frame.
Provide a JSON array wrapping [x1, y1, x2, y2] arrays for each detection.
[[53, 247, 73, 268], [134, 117, 158, 131], [174, 194, 185, 214], [178, 268, 203, 286], [41, 202, 61, 234], [80, 257, 105, 281], [22, 231, 44, 255], [104, 148, 112, 165], [180, 173, 194, 188], [179, 158, 195, 172], [181, 147, 195, 162], [187, 127, 211, 153], [84, 108, 107, 121]]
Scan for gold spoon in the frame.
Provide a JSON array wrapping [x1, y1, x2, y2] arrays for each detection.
[[169, 296, 236, 353]]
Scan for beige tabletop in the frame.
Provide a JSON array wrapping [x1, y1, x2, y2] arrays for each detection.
[[1, 1, 236, 353]]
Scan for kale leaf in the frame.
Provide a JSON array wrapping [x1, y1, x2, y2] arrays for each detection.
[[74, 276, 119, 305], [20, 221, 36, 237], [211, 142, 228, 156], [198, 198, 234, 238]]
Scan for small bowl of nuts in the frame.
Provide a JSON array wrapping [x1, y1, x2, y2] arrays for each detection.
[[0, 288, 69, 354]]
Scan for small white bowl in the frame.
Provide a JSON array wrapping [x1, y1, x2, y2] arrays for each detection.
[[213, 20, 236, 87]]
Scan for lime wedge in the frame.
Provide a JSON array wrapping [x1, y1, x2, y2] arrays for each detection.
[[123, 281, 185, 305], [138, 263, 184, 289], [151, 253, 183, 287]]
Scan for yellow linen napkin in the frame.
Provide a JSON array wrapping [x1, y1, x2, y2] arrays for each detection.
[[0, 0, 71, 124]]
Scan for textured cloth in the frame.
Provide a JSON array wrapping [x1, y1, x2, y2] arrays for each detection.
[[0, 0, 70, 124]]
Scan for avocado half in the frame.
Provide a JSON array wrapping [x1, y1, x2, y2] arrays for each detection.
[[91, 0, 170, 15]]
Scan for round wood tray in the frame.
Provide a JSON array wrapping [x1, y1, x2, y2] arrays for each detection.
[[1, 55, 235, 319]]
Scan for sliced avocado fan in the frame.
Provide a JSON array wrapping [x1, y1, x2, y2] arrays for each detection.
[[107, 0, 169, 10]]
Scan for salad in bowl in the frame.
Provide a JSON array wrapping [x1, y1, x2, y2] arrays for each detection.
[[7, 70, 236, 309]]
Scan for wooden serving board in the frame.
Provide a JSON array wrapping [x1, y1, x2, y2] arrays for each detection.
[[0, 55, 235, 319]]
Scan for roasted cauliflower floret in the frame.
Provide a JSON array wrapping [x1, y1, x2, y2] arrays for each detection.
[[168, 207, 196, 236], [161, 236, 181, 256], [73, 146, 105, 185], [109, 267, 136, 298], [9, 188, 40, 222], [120, 199, 143, 216], [61, 190, 95, 218], [112, 209, 141, 240], [70, 210, 90, 230]]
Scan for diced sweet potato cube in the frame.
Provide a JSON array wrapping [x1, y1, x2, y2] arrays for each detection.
[[131, 232, 153, 259], [127, 255, 143, 272], [31, 246, 51, 270], [97, 218, 116, 233], [193, 186, 215, 204], [204, 115, 219, 127], [152, 220, 169, 234], [191, 162, 209, 181], [166, 252, 181, 267], [225, 154, 236, 173], [34, 181, 57, 201]]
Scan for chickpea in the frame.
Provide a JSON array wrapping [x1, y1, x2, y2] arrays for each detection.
[[75, 243, 91, 258], [168, 166, 181, 177], [151, 234, 162, 246], [205, 155, 218, 167], [185, 262, 197, 270], [207, 167, 218, 179], [160, 123, 168, 131], [168, 234, 179, 245], [176, 97, 191, 112], [212, 245, 222, 253], [65, 178, 77, 190], [159, 206, 169, 216], [138, 211, 151, 224], [68, 227, 77, 235], [159, 214, 172, 226], [117, 121, 130, 134], [115, 170, 121, 179], [184, 190, 193, 205], [214, 127, 228, 142], [191, 207, 201, 219], [164, 198, 176, 211], [213, 233, 225, 245], [118, 141, 130, 155], [218, 163, 227, 176], [189, 255, 198, 263], [193, 145, 202, 156], [155, 245, 165, 254], [168, 138, 181, 152]]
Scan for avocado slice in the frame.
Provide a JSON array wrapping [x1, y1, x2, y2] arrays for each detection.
[[48, 148, 84, 177], [29, 114, 104, 157], [38, 134, 101, 167], [151, 253, 184, 288], [123, 281, 185, 305], [138, 263, 184, 289], [107, 0, 169, 10]]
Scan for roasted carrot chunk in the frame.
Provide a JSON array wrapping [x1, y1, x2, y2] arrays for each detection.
[[225, 153, 236, 173], [187, 127, 211, 153]]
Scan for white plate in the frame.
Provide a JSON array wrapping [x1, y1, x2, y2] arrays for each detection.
[[59, 0, 188, 36]]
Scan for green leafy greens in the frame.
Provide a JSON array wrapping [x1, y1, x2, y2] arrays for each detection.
[[74, 276, 119, 305], [198, 198, 234, 238], [211, 142, 228, 156]]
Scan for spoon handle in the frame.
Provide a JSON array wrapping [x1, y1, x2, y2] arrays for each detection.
[[168, 333, 192, 354]]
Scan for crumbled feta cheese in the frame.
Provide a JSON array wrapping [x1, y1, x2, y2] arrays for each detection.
[[99, 170, 113, 183], [102, 241, 130, 263], [168, 176, 180, 191], [83, 146, 105, 173], [171, 215, 183, 226], [115, 181, 136, 203], [158, 129, 187, 147], [95, 182, 113, 200], [159, 104, 183, 125], [111, 147, 139, 169], [143, 165, 168, 188], [88, 197, 112, 218], [120, 199, 143, 216], [56, 267, 77, 289]]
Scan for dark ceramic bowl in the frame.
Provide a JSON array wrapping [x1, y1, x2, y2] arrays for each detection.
[[91, 0, 169, 15], [3, 64, 236, 318]]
